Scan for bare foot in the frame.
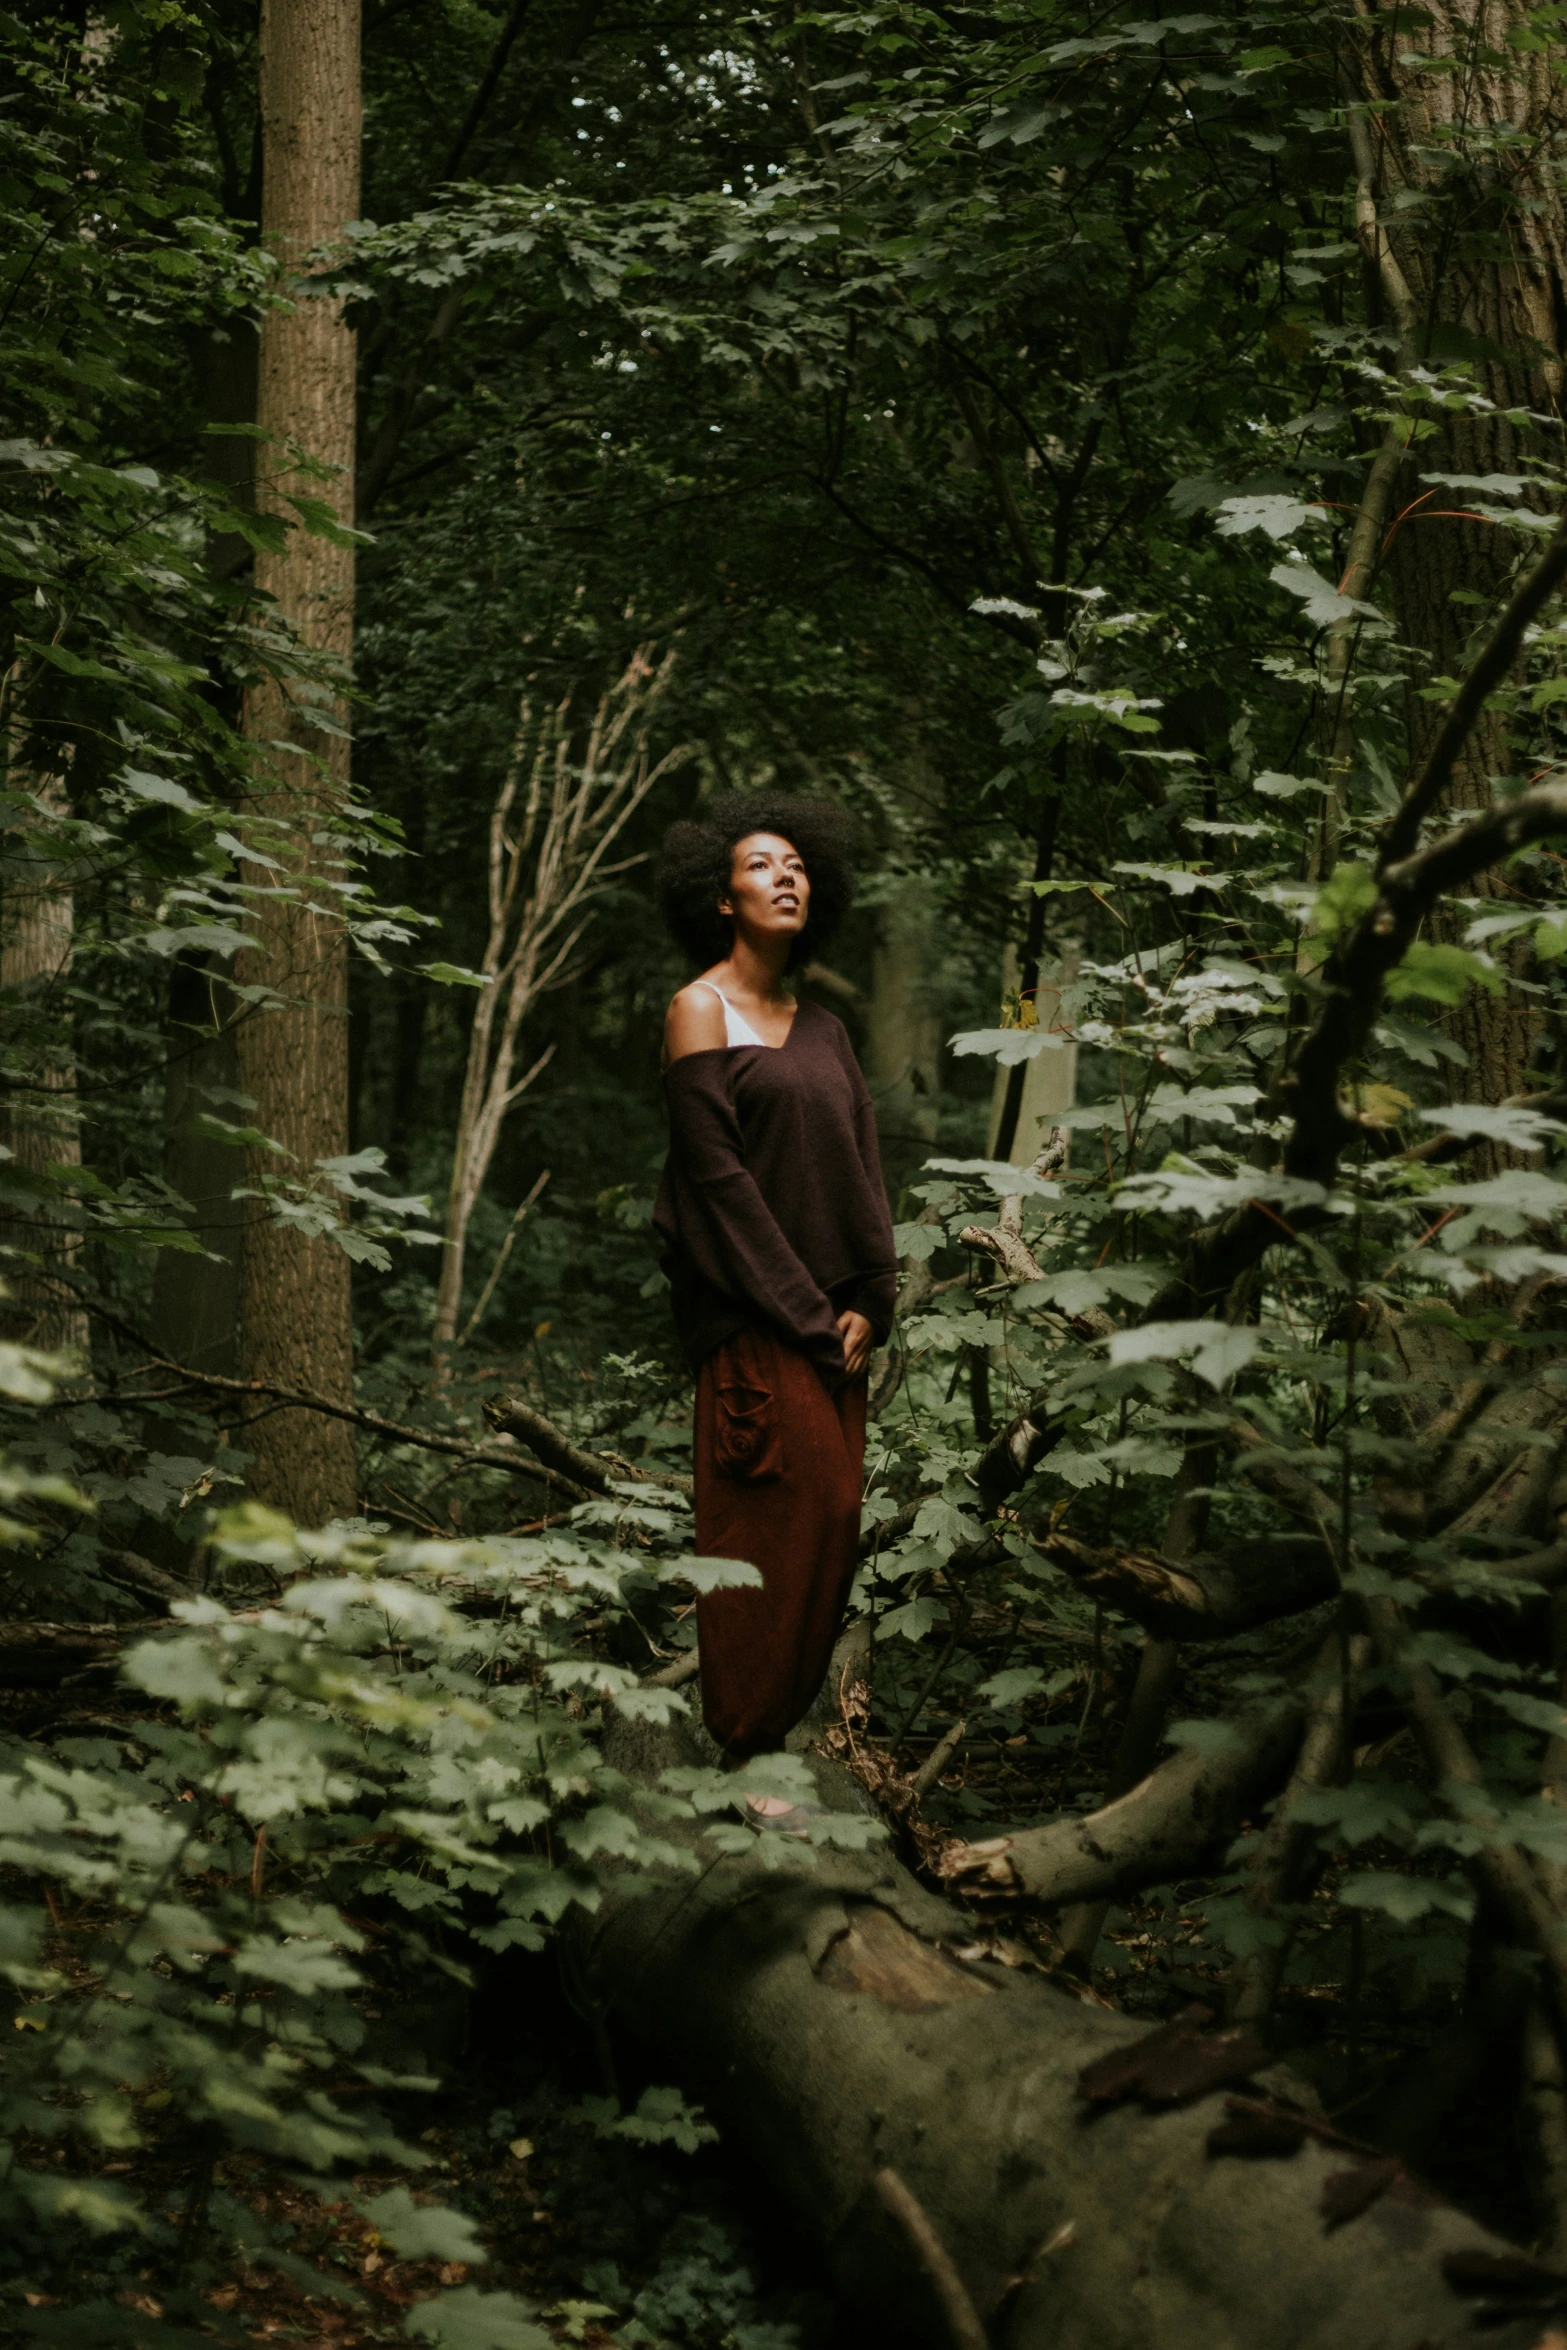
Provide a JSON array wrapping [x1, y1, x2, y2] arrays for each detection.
[[745, 1794, 797, 1819]]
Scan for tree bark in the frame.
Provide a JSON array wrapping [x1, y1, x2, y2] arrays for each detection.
[[234, 0, 362, 1520], [944, 1687, 1306, 1911], [1348, 2, 1567, 1103], [863, 872, 944, 1197], [0, 768, 88, 1364], [149, 959, 244, 1378], [1037, 1531, 1339, 1643], [583, 1713, 1543, 2350]]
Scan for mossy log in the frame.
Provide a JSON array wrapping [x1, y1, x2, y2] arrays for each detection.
[[583, 1714, 1545, 2350]]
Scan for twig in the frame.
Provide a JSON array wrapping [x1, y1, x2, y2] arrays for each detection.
[[909, 1719, 966, 1808], [641, 1649, 701, 1690], [957, 1126, 1070, 1286], [136, 1357, 598, 1498], [459, 1166, 551, 1345], [872, 2167, 990, 2350], [483, 1391, 691, 1496]]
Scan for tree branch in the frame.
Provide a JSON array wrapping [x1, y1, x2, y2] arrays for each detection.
[[1383, 514, 1567, 866], [482, 1391, 691, 1496]]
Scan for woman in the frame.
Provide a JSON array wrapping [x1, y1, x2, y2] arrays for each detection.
[[653, 795, 898, 1772]]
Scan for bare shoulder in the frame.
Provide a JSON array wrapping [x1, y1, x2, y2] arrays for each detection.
[[664, 981, 727, 1064]]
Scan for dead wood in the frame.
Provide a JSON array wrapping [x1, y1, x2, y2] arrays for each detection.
[[0, 1620, 161, 1687], [641, 1648, 701, 1690], [1055, 1450, 1211, 1964], [1230, 1634, 1371, 2032], [940, 1689, 1305, 1909], [96, 1550, 200, 1610], [872, 2169, 991, 2350], [481, 1391, 691, 1496], [909, 1718, 967, 1807], [1038, 1529, 1338, 1641], [582, 1707, 1545, 2350]]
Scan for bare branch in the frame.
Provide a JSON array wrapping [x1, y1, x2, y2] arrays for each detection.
[[482, 1390, 691, 1497], [1384, 515, 1567, 867]]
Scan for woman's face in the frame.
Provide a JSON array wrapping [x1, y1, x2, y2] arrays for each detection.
[[719, 832, 810, 949]]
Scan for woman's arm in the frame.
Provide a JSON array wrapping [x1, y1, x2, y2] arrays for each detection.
[[663, 1055, 846, 1375]]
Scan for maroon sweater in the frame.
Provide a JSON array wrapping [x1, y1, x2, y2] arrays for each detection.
[[653, 1000, 899, 1378]]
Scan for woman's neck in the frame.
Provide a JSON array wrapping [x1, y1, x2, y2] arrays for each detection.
[[724, 935, 791, 1002]]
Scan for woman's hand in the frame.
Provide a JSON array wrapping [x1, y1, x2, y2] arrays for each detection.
[[837, 1309, 875, 1379]]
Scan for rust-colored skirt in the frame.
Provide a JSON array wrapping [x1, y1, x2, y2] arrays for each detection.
[[693, 1326, 867, 1757]]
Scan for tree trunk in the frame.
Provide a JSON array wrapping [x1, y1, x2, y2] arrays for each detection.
[[987, 948, 1078, 1166], [583, 1714, 1542, 2350], [1350, 2, 1567, 1103], [149, 958, 243, 1379], [234, 0, 362, 1519], [0, 769, 88, 1364], [862, 873, 944, 1198]]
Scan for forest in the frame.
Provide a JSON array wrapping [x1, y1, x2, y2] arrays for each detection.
[[7, 0, 1567, 2342]]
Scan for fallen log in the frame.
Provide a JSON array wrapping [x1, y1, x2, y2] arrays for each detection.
[[583, 1710, 1542, 2350], [940, 1686, 1306, 1908], [1037, 1530, 1338, 1641], [0, 1619, 162, 1688]]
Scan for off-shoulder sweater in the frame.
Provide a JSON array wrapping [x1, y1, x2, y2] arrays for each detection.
[[652, 999, 899, 1379]]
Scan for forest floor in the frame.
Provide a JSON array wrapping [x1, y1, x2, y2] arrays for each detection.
[[2, 1594, 1528, 2346]]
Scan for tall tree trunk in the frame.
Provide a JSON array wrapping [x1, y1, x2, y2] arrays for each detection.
[[234, 0, 361, 1519], [0, 769, 88, 1365], [149, 959, 243, 1379], [1349, 1, 1567, 1102], [862, 875, 944, 1199]]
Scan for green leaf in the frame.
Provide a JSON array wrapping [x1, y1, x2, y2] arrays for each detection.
[[231, 1935, 361, 1993], [1269, 560, 1381, 628], [1290, 1780, 1419, 1846], [1311, 861, 1378, 939], [876, 1595, 946, 1643], [946, 1028, 1073, 1068], [975, 1666, 1045, 1708], [893, 1220, 942, 1262], [1215, 493, 1325, 539], [122, 1633, 228, 1709], [1385, 941, 1504, 1005], [1339, 1871, 1474, 1924], [405, 2291, 550, 2350], [660, 1555, 764, 1594], [362, 2191, 489, 2265], [1497, 1690, 1567, 1735], [418, 962, 494, 988], [911, 1493, 984, 1547], [1108, 1319, 1260, 1389], [571, 2084, 718, 2153]]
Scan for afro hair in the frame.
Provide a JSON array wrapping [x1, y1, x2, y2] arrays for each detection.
[[658, 793, 857, 973]]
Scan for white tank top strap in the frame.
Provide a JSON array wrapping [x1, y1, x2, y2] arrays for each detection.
[[691, 980, 769, 1049]]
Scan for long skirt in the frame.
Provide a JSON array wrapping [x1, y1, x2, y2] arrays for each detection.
[[692, 1325, 867, 1757]]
